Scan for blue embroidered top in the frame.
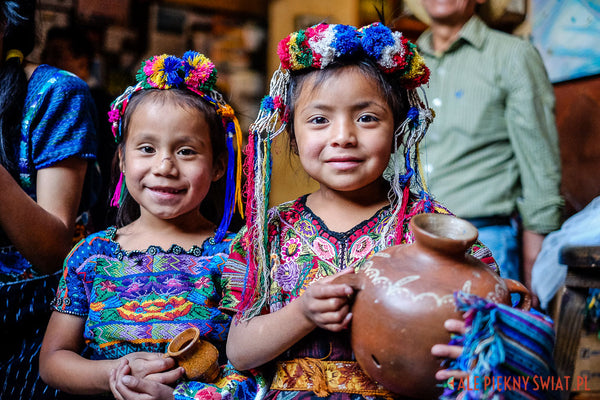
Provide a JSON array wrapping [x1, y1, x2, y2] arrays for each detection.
[[0, 65, 98, 284], [53, 227, 265, 399]]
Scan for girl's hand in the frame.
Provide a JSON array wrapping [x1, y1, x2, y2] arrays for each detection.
[[124, 352, 183, 382], [431, 319, 468, 381], [299, 268, 355, 332], [110, 358, 181, 400]]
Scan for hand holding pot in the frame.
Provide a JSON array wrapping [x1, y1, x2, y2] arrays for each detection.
[[333, 213, 530, 399], [165, 327, 220, 382]]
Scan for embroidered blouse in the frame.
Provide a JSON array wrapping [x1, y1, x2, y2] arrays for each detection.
[[221, 194, 496, 400], [53, 227, 265, 400]]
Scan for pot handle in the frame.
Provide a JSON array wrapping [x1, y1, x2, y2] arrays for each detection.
[[503, 278, 532, 311]]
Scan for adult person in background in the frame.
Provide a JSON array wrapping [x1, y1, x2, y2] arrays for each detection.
[[407, 0, 562, 305], [0, 1, 99, 398], [42, 24, 116, 230]]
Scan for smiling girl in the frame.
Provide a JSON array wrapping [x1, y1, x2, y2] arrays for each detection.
[[39, 52, 265, 400]]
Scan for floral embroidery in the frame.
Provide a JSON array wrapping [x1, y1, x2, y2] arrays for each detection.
[[194, 386, 220, 400], [274, 262, 301, 292], [312, 237, 336, 261], [282, 237, 302, 262], [297, 219, 317, 237], [350, 235, 374, 259]]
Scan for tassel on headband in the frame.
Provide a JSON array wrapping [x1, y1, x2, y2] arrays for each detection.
[[239, 22, 435, 318], [107, 51, 243, 243]]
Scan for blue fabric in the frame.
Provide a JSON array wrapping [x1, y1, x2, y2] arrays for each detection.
[[0, 65, 98, 399], [19, 64, 97, 197], [0, 65, 98, 283], [476, 223, 520, 282]]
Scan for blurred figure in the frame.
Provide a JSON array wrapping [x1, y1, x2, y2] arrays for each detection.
[[407, 0, 563, 303], [0, 1, 99, 398], [42, 25, 116, 230]]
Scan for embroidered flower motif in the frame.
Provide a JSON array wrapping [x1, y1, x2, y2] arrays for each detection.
[[296, 219, 317, 238], [281, 237, 302, 262], [117, 296, 192, 322], [350, 235, 374, 259], [194, 276, 211, 290], [274, 261, 300, 292], [312, 237, 336, 261], [100, 280, 117, 292], [194, 386, 221, 400]]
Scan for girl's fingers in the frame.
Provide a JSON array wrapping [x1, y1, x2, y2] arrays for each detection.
[[435, 368, 469, 381], [146, 366, 185, 384], [444, 319, 466, 334], [431, 344, 463, 359]]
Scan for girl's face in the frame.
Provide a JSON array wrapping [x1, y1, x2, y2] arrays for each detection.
[[293, 66, 394, 196], [120, 100, 224, 223]]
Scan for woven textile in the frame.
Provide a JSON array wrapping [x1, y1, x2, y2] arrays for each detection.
[[441, 292, 558, 400], [53, 228, 265, 399]]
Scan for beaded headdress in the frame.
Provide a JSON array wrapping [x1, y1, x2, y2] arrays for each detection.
[[239, 23, 435, 314], [108, 51, 243, 243]]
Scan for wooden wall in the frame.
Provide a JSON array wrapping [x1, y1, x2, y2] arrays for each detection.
[[554, 75, 600, 218]]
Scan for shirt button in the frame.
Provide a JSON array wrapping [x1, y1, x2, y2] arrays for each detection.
[[438, 68, 446, 76], [432, 98, 442, 108]]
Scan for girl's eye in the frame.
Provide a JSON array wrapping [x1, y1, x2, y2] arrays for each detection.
[[140, 146, 155, 154], [308, 116, 328, 125], [178, 148, 197, 156], [358, 114, 378, 123]]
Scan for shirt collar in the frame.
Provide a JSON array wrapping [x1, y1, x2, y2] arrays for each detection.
[[417, 15, 489, 57]]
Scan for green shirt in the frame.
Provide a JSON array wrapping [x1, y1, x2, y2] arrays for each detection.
[[417, 16, 562, 234]]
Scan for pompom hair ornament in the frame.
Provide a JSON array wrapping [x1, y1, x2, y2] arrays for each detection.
[[107, 51, 243, 243], [238, 23, 436, 316]]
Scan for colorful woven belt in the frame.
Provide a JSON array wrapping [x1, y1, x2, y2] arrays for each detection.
[[271, 358, 395, 397]]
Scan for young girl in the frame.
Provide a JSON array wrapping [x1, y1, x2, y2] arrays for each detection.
[[39, 51, 265, 400], [220, 23, 497, 398]]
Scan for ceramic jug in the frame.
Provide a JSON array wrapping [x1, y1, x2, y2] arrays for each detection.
[[165, 326, 220, 382], [337, 213, 531, 399]]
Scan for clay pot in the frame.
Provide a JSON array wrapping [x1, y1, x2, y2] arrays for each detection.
[[166, 327, 220, 382], [337, 213, 530, 399]]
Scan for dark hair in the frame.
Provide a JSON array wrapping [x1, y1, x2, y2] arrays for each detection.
[[0, 0, 36, 177], [112, 88, 228, 228], [41, 25, 94, 64], [285, 58, 409, 153]]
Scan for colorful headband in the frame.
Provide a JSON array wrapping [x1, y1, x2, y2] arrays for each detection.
[[238, 23, 435, 316], [108, 51, 243, 243]]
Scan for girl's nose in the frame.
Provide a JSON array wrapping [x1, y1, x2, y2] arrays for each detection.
[[331, 119, 357, 147], [153, 156, 178, 176]]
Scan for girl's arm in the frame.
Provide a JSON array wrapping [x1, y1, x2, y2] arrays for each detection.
[[226, 270, 354, 371], [40, 311, 117, 394], [0, 158, 86, 274], [40, 312, 180, 394]]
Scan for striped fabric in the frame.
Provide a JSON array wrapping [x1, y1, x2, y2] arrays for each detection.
[[441, 292, 558, 400], [416, 16, 562, 234]]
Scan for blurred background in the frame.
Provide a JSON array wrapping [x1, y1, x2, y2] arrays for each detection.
[[32, 0, 600, 219]]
